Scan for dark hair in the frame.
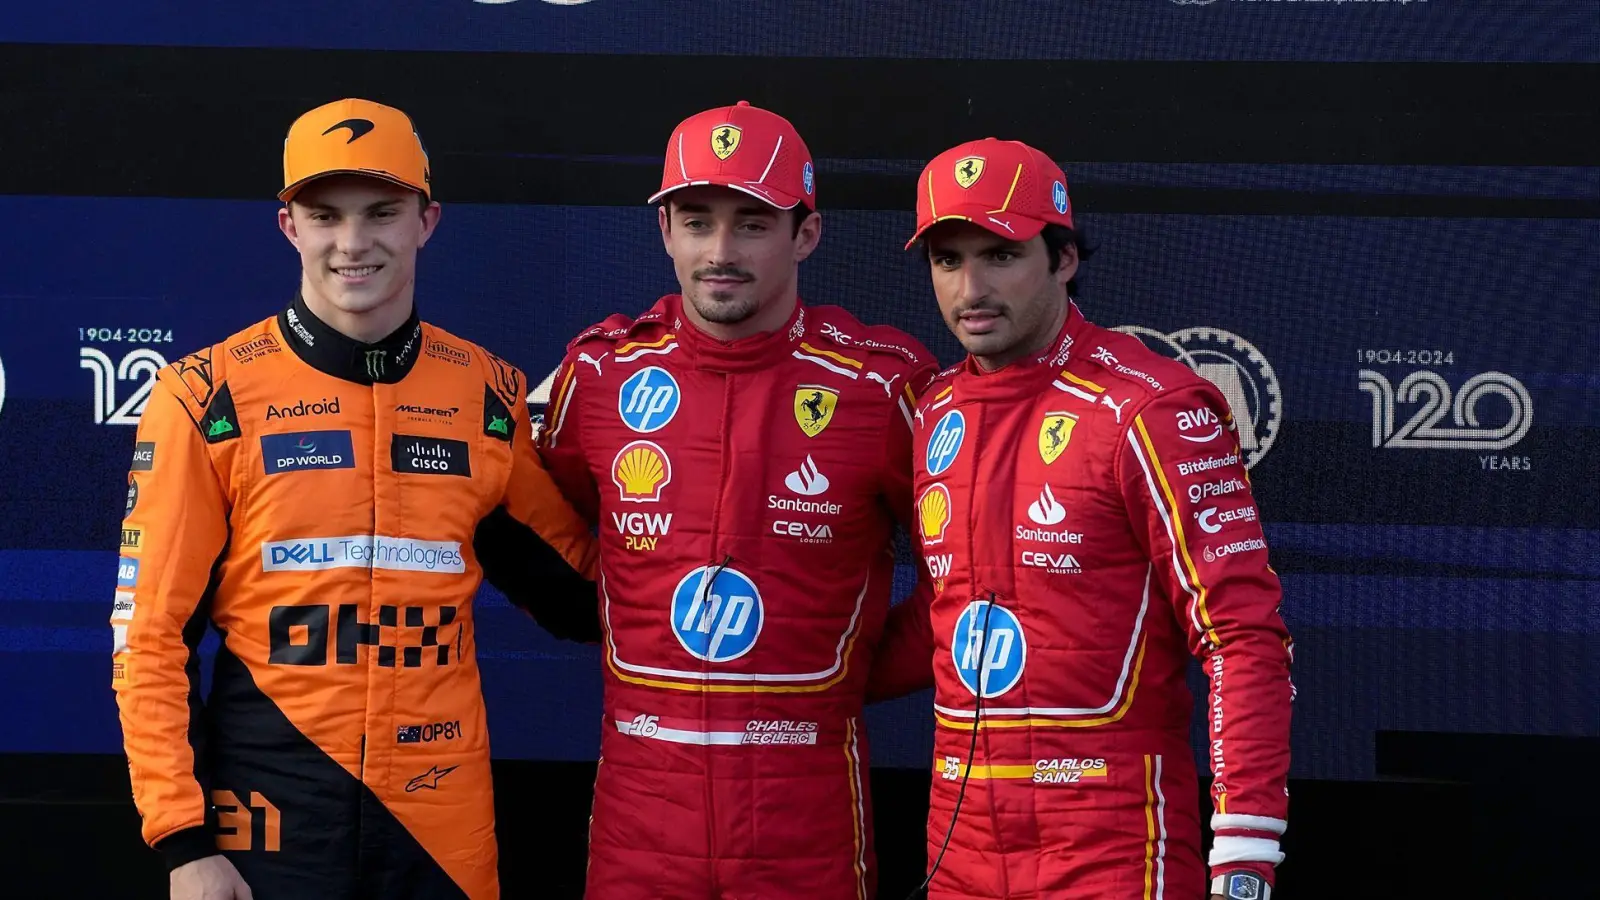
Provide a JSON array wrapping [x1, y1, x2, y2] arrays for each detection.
[[666, 196, 811, 238], [1041, 224, 1096, 296]]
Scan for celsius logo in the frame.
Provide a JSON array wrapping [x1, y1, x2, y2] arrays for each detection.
[[1112, 325, 1282, 470]]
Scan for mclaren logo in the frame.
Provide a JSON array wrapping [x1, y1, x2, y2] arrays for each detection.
[[322, 118, 376, 143]]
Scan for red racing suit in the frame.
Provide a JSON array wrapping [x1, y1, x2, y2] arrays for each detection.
[[533, 294, 936, 899], [871, 302, 1294, 899]]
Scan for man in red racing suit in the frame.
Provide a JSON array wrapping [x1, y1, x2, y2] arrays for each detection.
[[871, 138, 1295, 900], [500, 101, 938, 899]]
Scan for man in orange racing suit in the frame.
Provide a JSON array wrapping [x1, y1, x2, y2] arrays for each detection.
[[870, 138, 1295, 900], [111, 98, 599, 900], [491, 101, 938, 899]]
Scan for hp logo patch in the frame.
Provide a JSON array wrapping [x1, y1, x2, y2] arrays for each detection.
[[1051, 180, 1069, 216], [618, 366, 680, 433], [671, 565, 763, 663], [951, 600, 1026, 698], [925, 410, 966, 476]]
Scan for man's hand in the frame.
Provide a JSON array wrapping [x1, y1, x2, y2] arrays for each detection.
[[170, 855, 252, 900]]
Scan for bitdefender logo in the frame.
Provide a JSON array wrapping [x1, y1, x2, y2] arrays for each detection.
[[265, 397, 341, 420]]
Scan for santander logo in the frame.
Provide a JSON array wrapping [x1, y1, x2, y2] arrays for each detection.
[[784, 456, 830, 496], [1027, 485, 1066, 526]]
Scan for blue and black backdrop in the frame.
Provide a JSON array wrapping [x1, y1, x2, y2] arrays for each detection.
[[2, 2, 1596, 896]]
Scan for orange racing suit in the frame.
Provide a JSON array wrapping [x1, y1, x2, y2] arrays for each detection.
[[111, 294, 598, 899]]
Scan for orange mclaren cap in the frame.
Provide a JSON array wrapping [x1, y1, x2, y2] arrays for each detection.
[[279, 98, 432, 202]]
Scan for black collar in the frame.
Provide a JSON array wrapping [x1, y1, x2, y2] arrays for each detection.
[[277, 292, 423, 385]]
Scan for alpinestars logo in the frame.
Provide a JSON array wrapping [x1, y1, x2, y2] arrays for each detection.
[[784, 456, 830, 496]]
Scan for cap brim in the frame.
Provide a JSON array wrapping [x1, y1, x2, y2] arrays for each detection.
[[903, 209, 1048, 250], [280, 169, 428, 202], [649, 179, 806, 211]]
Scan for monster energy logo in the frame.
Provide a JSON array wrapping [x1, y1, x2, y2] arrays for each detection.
[[365, 349, 386, 379]]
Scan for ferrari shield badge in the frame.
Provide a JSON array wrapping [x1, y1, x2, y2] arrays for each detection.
[[1038, 411, 1077, 464], [953, 156, 985, 189], [794, 386, 839, 438], [711, 124, 742, 160]]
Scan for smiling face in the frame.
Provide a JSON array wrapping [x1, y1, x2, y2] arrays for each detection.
[[658, 185, 821, 341], [924, 220, 1077, 371], [278, 174, 439, 336]]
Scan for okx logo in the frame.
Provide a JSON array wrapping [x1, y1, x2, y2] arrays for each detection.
[[670, 565, 763, 663]]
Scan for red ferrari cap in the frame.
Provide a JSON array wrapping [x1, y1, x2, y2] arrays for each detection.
[[906, 138, 1073, 249], [649, 101, 816, 211]]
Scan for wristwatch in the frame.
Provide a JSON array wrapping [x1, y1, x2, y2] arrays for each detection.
[[1211, 870, 1271, 900]]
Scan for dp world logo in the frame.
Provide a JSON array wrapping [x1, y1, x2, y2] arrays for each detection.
[[951, 600, 1026, 698], [1112, 326, 1282, 470], [671, 565, 763, 663]]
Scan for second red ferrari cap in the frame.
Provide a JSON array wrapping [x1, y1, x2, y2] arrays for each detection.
[[907, 138, 1073, 248]]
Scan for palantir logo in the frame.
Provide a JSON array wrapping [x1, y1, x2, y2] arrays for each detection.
[[925, 410, 966, 476], [784, 456, 830, 496], [671, 565, 763, 663], [618, 366, 680, 433], [951, 600, 1026, 698]]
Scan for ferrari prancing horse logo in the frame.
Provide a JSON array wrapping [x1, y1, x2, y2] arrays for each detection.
[[1038, 411, 1077, 465], [794, 386, 838, 438], [954, 156, 985, 189], [712, 125, 742, 160]]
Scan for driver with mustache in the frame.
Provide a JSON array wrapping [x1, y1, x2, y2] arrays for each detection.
[[483, 101, 939, 899]]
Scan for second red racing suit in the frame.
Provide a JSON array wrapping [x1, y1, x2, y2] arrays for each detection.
[[533, 294, 937, 899], [871, 302, 1295, 899]]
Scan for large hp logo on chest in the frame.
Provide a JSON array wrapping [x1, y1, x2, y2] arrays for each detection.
[[925, 410, 966, 476], [670, 565, 764, 663], [951, 600, 1027, 698]]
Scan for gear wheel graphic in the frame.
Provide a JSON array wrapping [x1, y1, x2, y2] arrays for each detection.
[[1111, 325, 1284, 470]]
